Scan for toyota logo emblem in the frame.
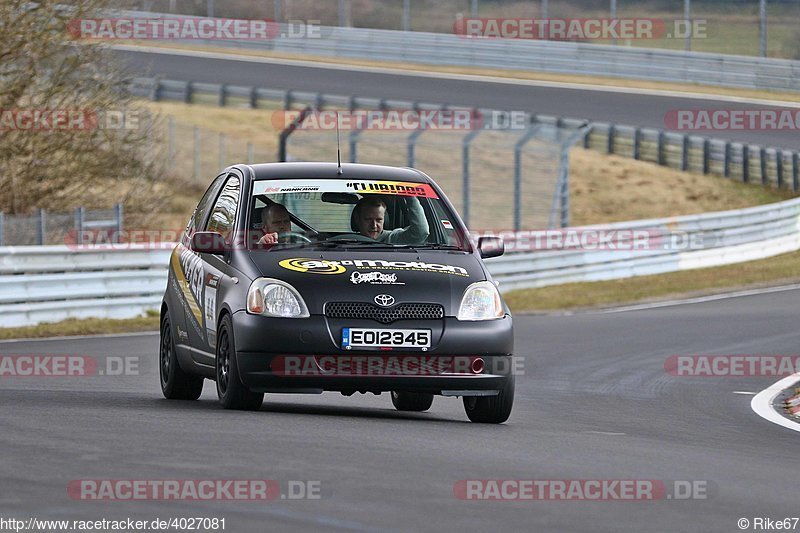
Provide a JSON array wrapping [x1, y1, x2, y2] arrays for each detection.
[[374, 294, 395, 307]]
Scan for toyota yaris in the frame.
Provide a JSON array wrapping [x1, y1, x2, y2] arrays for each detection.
[[159, 162, 514, 423]]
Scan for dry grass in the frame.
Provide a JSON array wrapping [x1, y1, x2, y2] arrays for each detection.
[[504, 249, 800, 313], [569, 148, 795, 225], [0, 311, 160, 340]]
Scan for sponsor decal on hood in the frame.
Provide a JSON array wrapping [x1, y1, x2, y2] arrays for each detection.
[[278, 258, 469, 276]]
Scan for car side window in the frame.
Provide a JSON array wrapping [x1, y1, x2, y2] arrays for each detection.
[[205, 175, 241, 243], [183, 175, 226, 245]]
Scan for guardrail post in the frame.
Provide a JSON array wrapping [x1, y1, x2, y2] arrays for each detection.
[[282, 90, 292, 110], [606, 124, 615, 154], [247, 142, 254, 164], [348, 95, 356, 113], [150, 79, 161, 101], [193, 126, 201, 180], [274, 0, 283, 22], [74, 207, 84, 245], [724, 141, 731, 177], [776, 150, 784, 189], [36, 208, 46, 245], [278, 106, 312, 162], [461, 127, 482, 228], [115, 203, 124, 243], [249, 87, 258, 109], [793, 152, 799, 192], [633, 127, 641, 160], [681, 134, 689, 171], [742, 145, 750, 183], [0, 212, 4, 247], [407, 127, 425, 167], [702, 138, 710, 174], [183, 81, 192, 103], [657, 131, 666, 166], [760, 147, 768, 185], [514, 126, 540, 231], [219, 133, 226, 169], [218, 84, 226, 107]]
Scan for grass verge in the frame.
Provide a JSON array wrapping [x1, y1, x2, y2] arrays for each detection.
[[0, 311, 160, 341], [504, 249, 800, 313]]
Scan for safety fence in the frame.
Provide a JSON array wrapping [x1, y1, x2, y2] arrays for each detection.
[[0, 205, 123, 247], [132, 77, 800, 202], [2, 196, 798, 327]]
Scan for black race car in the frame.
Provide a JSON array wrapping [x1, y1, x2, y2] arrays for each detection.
[[160, 162, 514, 423]]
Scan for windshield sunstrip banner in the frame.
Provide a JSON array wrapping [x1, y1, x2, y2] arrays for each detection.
[[252, 179, 439, 199]]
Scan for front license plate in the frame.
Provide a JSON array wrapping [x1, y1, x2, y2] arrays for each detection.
[[342, 328, 431, 349]]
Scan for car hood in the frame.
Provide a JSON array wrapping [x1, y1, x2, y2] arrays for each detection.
[[247, 249, 486, 316]]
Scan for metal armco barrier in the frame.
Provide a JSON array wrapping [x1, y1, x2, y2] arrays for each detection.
[[121, 11, 800, 93], [2, 198, 799, 327]]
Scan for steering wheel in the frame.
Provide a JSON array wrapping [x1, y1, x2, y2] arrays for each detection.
[[327, 233, 375, 243], [278, 232, 312, 243]]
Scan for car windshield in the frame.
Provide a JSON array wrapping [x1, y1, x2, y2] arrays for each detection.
[[248, 178, 468, 251]]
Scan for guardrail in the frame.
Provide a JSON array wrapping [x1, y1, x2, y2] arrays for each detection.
[[121, 11, 800, 93], [2, 197, 799, 327], [132, 77, 800, 192]]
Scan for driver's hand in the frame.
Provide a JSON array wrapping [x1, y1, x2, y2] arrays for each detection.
[[258, 232, 279, 244]]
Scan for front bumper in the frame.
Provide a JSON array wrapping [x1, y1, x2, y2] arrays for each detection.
[[232, 311, 514, 394]]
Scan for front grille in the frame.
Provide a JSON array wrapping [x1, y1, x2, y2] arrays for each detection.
[[325, 302, 444, 324]]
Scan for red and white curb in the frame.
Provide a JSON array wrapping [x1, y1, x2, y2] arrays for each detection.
[[751, 372, 800, 433]]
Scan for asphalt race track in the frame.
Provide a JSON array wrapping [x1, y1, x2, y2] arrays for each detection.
[[116, 48, 799, 150], [1, 288, 798, 532]]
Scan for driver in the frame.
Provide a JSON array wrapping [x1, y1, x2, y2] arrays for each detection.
[[353, 196, 429, 245], [258, 203, 292, 245]]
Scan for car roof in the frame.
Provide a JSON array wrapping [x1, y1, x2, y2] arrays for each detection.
[[245, 162, 431, 183]]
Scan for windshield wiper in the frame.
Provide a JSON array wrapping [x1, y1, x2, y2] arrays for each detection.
[[318, 240, 411, 249], [414, 244, 467, 251]]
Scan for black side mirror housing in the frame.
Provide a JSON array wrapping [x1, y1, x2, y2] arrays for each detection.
[[478, 236, 504, 259], [190, 231, 228, 254]]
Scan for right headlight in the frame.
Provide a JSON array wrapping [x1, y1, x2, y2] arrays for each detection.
[[246, 278, 310, 318], [457, 281, 504, 321]]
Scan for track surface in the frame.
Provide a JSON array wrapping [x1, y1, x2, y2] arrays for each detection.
[[116, 48, 799, 150], [1, 289, 798, 532]]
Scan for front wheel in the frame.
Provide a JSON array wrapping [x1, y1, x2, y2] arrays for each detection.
[[391, 391, 434, 412], [463, 375, 514, 424], [160, 313, 204, 400], [216, 314, 264, 411]]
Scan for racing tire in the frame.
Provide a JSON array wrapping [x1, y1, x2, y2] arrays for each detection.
[[160, 313, 204, 400], [391, 391, 434, 412], [216, 314, 264, 411], [462, 374, 514, 424]]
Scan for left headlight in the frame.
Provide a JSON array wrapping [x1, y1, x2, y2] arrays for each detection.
[[457, 280, 505, 321], [246, 278, 310, 318]]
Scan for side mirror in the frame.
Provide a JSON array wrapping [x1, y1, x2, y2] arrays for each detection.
[[190, 231, 228, 254], [478, 236, 504, 259]]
